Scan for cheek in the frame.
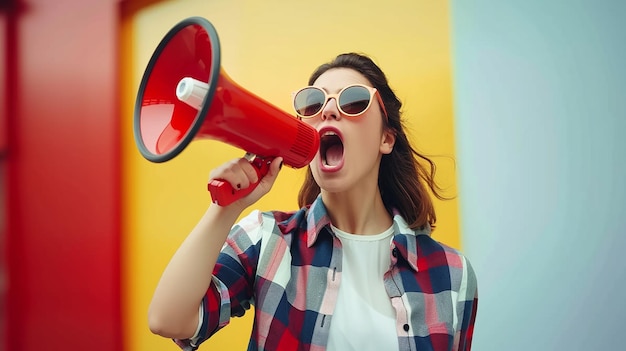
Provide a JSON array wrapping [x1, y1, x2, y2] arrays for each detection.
[[347, 125, 384, 157], [360, 117, 385, 146]]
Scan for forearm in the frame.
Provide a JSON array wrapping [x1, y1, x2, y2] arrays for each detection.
[[148, 203, 244, 338]]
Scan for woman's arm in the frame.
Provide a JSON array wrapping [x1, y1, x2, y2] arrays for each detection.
[[147, 157, 283, 339]]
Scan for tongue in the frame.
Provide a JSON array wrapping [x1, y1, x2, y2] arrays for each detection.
[[325, 144, 343, 166]]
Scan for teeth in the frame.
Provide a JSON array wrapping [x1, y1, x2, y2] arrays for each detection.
[[322, 131, 337, 137]]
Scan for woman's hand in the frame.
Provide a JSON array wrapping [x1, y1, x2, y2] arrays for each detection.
[[208, 156, 284, 210]]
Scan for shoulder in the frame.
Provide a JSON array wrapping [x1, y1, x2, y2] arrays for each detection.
[[235, 207, 307, 239], [419, 236, 477, 295], [418, 235, 475, 269], [415, 235, 467, 266]]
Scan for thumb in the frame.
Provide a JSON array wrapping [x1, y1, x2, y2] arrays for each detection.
[[256, 157, 283, 192]]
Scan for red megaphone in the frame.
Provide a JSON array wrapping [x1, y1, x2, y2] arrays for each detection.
[[133, 17, 320, 206]]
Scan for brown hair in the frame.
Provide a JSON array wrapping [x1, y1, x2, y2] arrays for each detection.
[[297, 53, 450, 230]]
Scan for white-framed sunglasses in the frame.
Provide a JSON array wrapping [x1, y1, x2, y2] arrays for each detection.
[[292, 84, 388, 120]]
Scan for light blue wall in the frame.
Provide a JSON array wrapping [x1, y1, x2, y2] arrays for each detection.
[[450, 1, 626, 349]]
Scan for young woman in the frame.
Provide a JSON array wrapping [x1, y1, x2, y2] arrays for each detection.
[[148, 53, 478, 351]]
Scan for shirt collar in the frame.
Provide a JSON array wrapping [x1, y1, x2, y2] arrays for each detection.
[[303, 195, 431, 271], [389, 209, 431, 272], [305, 195, 332, 247]]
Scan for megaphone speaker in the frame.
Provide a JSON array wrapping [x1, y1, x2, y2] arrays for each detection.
[[134, 17, 320, 206]]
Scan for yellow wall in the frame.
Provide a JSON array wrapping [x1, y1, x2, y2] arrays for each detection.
[[121, 1, 457, 350]]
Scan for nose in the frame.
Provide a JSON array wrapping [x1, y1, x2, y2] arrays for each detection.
[[321, 97, 341, 121]]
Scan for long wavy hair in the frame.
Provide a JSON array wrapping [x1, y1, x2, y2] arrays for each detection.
[[297, 53, 450, 230]]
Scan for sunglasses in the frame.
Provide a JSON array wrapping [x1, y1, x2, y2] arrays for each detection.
[[292, 84, 388, 120]]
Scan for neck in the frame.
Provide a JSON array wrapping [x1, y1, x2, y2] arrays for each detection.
[[321, 186, 392, 235]]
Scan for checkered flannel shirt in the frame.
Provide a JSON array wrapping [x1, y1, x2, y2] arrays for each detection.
[[175, 195, 478, 350]]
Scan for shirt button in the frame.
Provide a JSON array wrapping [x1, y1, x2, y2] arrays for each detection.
[[392, 248, 399, 257], [403, 324, 410, 332]]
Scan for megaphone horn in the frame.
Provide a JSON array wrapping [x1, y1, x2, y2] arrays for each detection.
[[133, 17, 320, 206]]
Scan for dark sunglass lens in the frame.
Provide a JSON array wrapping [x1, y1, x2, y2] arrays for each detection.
[[295, 89, 325, 116], [339, 86, 371, 115]]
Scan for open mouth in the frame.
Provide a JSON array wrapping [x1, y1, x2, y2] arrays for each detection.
[[320, 129, 344, 169]]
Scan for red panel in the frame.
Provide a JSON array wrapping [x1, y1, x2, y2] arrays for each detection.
[[5, 1, 122, 350], [1, 10, 8, 155], [1, 9, 9, 350]]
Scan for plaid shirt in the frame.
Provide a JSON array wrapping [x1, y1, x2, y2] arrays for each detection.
[[176, 196, 478, 351]]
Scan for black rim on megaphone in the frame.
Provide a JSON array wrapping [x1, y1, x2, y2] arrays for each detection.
[[133, 16, 221, 163]]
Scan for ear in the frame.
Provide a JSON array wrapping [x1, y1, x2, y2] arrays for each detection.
[[380, 128, 396, 154]]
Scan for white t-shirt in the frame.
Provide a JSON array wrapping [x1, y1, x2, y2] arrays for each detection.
[[326, 225, 399, 351]]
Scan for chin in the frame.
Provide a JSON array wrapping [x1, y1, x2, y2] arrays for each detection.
[[313, 174, 350, 195]]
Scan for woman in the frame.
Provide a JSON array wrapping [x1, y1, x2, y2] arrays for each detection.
[[148, 53, 478, 351]]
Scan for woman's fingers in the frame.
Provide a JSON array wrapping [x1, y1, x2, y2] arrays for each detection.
[[209, 157, 257, 190], [208, 156, 284, 208]]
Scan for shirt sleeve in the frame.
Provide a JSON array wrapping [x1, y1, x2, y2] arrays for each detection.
[[173, 210, 265, 350], [172, 276, 231, 350], [456, 256, 478, 350]]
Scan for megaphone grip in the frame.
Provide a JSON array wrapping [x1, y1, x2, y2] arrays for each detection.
[[208, 155, 273, 206]]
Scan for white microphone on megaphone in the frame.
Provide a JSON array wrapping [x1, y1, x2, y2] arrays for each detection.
[[176, 77, 209, 110]]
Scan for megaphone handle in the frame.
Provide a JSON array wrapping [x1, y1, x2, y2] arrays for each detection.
[[208, 154, 274, 206]]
